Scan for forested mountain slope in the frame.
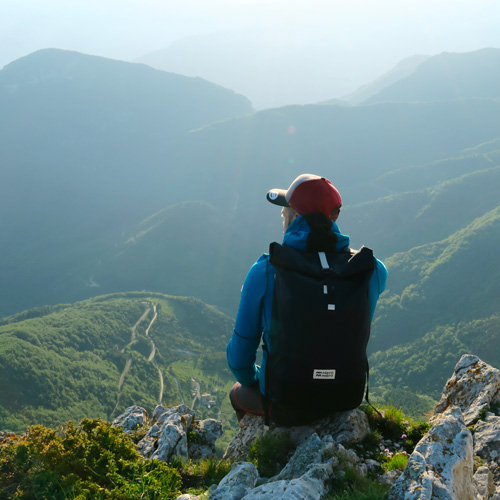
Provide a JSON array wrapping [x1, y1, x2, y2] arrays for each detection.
[[0, 293, 236, 438]]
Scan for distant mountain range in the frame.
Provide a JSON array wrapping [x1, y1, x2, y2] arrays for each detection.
[[333, 47, 500, 105], [362, 48, 500, 104], [336, 54, 430, 105], [1, 47, 500, 422], [135, 32, 378, 109]]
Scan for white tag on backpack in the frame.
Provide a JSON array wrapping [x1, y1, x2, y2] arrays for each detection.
[[313, 369, 336, 379]]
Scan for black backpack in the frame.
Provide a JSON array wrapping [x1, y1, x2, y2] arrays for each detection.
[[263, 242, 374, 425]]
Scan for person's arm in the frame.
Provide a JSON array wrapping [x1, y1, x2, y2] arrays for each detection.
[[226, 256, 268, 386], [369, 257, 388, 320]]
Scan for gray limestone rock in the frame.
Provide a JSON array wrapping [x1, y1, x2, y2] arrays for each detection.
[[473, 466, 495, 500], [432, 355, 500, 426], [474, 415, 500, 463], [380, 469, 402, 486], [136, 423, 161, 457], [314, 409, 370, 444], [222, 409, 369, 463], [155, 404, 196, 427], [222, 414, 265, 462], [189, 419, 223, 460], [240, 462, 333, 500], [215, 432, 360, 500], [208, 462, 259, 500], [111, 356, 500, 500], [111, 405, 148, 434], [152, 412, 189, 461], [273, 433, 326, 481], [389, 406, 475, 500], [110, 404, 224, 463]]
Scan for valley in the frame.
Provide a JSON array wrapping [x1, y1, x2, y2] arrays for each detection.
[[1, 47, 500, 433]]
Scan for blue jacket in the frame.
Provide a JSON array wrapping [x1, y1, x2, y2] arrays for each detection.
[[226, 216, 388, 395]]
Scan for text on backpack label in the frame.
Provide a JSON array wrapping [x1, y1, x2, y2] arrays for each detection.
[[313, 369, 336, 379]]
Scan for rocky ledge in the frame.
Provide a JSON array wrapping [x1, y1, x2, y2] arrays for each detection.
[[112, 403, 222, 462], [113, 354, 500, 500]]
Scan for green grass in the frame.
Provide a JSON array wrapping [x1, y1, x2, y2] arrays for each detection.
[[248, 433, 295, 478], [360, 404, 431, 453], [324, 467, 389, 500], [170, 457, 232, 493], [384, 452, 409, 472]]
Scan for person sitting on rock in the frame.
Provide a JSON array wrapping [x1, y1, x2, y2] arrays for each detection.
[[226, 174, 388, 426]]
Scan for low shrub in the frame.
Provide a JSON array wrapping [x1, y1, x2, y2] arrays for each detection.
[[0, 419, 182, 499]]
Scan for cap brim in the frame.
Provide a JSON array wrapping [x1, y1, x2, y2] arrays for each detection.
[[266, 189, 290, 207]]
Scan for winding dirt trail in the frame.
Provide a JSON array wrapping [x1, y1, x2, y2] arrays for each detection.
[[118, 359, 132, 391], [191, 378, 200, 408], [144, 305, 164, 403], [111, 303, 165, 419]]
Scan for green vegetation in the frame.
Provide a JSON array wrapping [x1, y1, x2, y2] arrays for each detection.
[[248, 433, 295, 477], [170, 457, 232, 493], [0, 419, 182, 499], [0, 403, 433, 499], [324, 467, 389, 500], [321, 404, 432, 499], [361, 405, 431, 454], [383, 452, 408, 472], [0, 293, 237, 444]]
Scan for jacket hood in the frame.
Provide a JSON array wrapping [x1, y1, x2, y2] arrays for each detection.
[[282, 215, 350, 252]]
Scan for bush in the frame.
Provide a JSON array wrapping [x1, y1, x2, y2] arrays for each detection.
[[0, 419, 182, 499]]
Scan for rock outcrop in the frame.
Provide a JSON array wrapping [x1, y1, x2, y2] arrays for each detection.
[[114, 354, 500, 500], [389, 406, 475, 499], [112, 403, 222, 462], [390, 354, 500, 499], [432, 354, 500, 426], [217, 355, 500, 499], [222, 408, 370, 462], [212, 432, 363, 500]]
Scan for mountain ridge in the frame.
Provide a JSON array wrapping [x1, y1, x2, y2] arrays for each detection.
[[362, 47, 500, 104]]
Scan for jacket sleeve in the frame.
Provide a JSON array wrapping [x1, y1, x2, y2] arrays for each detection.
[[368, 256, 388, 321], [226, 256, 268, 386]]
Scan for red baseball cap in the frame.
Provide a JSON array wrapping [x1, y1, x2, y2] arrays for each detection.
[[266, 174, 342, 217]]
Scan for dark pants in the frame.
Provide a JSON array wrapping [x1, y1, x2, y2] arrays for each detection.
[[229, 382, 265, 422], [229, 382, 338, 427]]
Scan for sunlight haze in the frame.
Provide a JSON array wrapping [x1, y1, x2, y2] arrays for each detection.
[[2, 0, 500, 107]]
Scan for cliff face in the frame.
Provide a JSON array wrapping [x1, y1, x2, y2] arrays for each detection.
[[112, 354, 500, 499]]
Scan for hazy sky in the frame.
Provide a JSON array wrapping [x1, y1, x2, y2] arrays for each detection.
[[2, 0, 500, 106]]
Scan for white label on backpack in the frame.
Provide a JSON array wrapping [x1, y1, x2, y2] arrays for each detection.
[[313, 369, 336, 379]]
